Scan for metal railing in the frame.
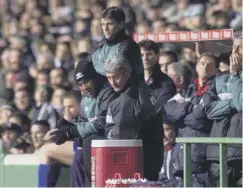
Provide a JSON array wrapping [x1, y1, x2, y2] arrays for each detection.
[[176, 137, 242, 187]]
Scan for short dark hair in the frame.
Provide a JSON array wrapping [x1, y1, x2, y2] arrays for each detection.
[[138, 40, 160, 54], [218, 52, 231, 66], [101, 6, 125, 23], [160, 51, 178, 62], [197, 53, 219, 68], [63, 91, 81, 103], [11, 112, 31, 131], [32, 120, 50, 130]]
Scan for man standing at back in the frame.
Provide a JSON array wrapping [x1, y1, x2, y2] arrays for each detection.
[[91, 6, 142, 77]]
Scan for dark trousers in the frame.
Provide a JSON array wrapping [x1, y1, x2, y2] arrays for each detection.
[[143, 137, 163, 181], [82, 133, 106, 187], [70, 149, 86, 187], [209, 160, 242, 187]]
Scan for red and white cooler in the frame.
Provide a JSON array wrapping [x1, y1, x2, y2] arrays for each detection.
[[91, 140, 143, 187]]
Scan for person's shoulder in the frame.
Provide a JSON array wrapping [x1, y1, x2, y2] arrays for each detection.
[[91, 40, 106, 53], [99, 82, 115, 98]]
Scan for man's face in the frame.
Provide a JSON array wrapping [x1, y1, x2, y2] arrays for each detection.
[[232, 38, 242, 57], [9, 50, 22, 72], [63, 98, 80, 119], [14, 81, 28, 92], [36, 73, 49, 86], [163, 124, 175, 147], [167, 67, 184, 90], [31, 125, 47, 149], [56, 44, 69, 59], [34, 88, 47, 104], [101, 18, 123, 40], [1, 130, 18, 145], [14, 91, 30, 111], [77, 79, 95, 98], [37, 56, 53, 70], [183, 48, 197, 63], [140, 48, 159, 70], [196, 56, 216, 80], [106, 69, 130, 92], [159, 55, 174, 74], [50, 70, 63, 87]]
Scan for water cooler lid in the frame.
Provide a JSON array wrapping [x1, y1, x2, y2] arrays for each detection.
[[91, 140, 143, 147]]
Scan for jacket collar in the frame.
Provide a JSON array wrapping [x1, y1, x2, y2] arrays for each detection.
[[193, 76, 215, 96], [106, 29, 128, 45]]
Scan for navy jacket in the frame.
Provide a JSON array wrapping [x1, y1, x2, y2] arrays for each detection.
[[164, 77, 214, 173]]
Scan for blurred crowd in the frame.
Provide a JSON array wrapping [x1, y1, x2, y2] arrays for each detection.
[[0, 0, 242, 187]]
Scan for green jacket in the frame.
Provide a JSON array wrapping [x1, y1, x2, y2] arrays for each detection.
[[203, 73, 242, 161], [203, 73, 242, 119], [73, 81, 116, 138], [91, 29, 143, 76]]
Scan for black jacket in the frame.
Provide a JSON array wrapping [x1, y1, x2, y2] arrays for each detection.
[[145, 64, 176, 108], [105, 78, 161, 139], [105, 78, 163, 181]]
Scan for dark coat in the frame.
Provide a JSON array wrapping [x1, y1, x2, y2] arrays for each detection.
[[164, 77, 214, 173]]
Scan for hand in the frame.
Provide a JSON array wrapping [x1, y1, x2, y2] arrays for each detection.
[[44, 129, 58, 141], [195, 42, 206, 58], [230, 53, 242, 75], [49, 129, 69, 145]]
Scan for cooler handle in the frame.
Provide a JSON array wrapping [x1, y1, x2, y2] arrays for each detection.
[[114, 173, 122, 180], [134, 173, 141, 180]]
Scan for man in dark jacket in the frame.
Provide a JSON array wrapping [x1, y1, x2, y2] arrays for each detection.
[[91, 6, 143, 76], [104, 56, 162, 181], [138, 40, 176, 181], [138, 40, 176, 108], [203, 31, 242, 187], [164, 53, 219, 187], [48, 59, 116, 187]]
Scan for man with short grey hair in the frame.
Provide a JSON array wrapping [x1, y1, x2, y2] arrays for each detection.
[[104, 56, 163, 181], [167, 63, 195, 99]]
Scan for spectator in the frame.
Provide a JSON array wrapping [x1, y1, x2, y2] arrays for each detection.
[[203, 31, 242, 187], [0, 122, 22, 153], [104, 56, 162, 181], [0, 105, 15, 125], [159, 51, 178, 74], [50, 87, 68, 116], [36, 53, 54, 71], [49, 68, 70, 90], [32, 86, 58, 129], [164, 53, 219, 187], [54, 41, 74, 72], [36, 70, 50, 87], [31, 120, 50, 152], [13, 89, 34, 119], [38, 92, 81, 187], [9, 112, 31, 133]]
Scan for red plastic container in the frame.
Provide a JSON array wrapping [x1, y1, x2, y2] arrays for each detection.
[[91, 140, 143, 187]]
